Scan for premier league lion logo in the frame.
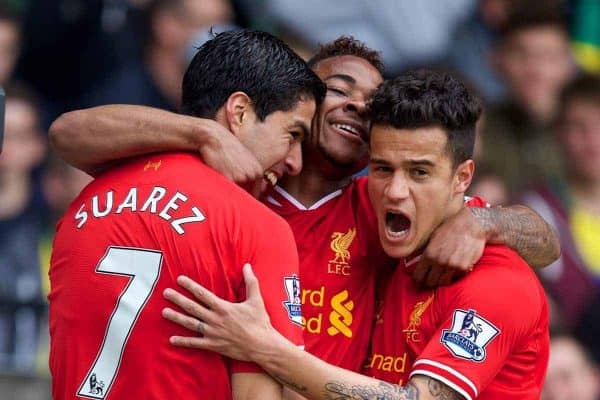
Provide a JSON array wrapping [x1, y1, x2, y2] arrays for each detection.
[[441, 309, 500, 362], [283, 275, 302, 326]]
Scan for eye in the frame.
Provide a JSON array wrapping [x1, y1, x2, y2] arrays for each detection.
[[327, 87, 347, 96], [289, 130, 304, 143], [411, 168, 429, 179], [370, 164, 392, 174]]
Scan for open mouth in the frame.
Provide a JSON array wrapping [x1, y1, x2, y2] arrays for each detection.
[[385, 211, 411, 237]]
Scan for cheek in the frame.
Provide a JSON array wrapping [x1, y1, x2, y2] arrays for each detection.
[[368, 181, 384, 209]]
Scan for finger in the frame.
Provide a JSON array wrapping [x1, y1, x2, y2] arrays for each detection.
[[162, 307, 205, 333], [243, 263, 261, 302], [163, 288, 215, 323], [425, 264, 444, 288], [249, 178, 265, 199], [448, 250, 477, 273], [412, 260, 431, 287], [176, 275, 223, 310], [169, 335, 213, 350], [438, 269, 456, 286]]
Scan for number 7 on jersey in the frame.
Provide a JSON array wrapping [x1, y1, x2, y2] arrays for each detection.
[[77, 246, 163, 399]]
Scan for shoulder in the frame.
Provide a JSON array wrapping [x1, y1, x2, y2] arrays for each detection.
[[445, 245, 546, 318]]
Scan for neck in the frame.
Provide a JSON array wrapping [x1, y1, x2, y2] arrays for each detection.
[[0, 171, 31, 220], [279, 163, 352, 208], [279, 145, 360, 207], [521, 97, 557, 125]]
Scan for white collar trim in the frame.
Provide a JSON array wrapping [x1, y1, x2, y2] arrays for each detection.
[[273, 185, 343, 210]]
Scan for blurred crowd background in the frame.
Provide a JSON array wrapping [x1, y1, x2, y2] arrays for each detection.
[[0, 0, 599, 398]]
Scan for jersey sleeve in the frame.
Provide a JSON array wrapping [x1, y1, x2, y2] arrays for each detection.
[[231, 213, 303, 374], [409, 249, 543, 400]]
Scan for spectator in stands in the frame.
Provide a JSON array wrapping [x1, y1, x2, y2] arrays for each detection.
[[252, 0, 475, 74], [521, 74, 600, 330], [39, 157, 92, 296], [542, 334, 600, 400], [445, 0, 516, 103], [0, 4, 21, 86], [86, 0, 227, 111], [481, 7, 576, 196], [0, 84, 47, 373]]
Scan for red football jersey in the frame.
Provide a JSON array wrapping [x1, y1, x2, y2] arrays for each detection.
[[49, 153, 302, 400], [263, 177, 394, 372], [365, 244, 549, 400]]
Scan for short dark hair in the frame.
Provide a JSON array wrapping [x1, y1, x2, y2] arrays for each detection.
[[182, 29, 325, 121], [499, 6, 568, 44], [369, 69, 482, 167], [308, 36, 384, 75], [559, 73, 600, 113]]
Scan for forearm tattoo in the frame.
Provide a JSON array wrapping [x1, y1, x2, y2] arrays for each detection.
[[470, 205, 559, 268], [324, 381, 418, 400], [273, 374, 308, 394], [427, 379, 463, 400], [322, 378, 463, 400]]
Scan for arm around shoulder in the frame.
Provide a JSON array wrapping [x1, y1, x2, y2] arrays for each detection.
[[470, 204, 561, 268], [49, 105, 205, 176]]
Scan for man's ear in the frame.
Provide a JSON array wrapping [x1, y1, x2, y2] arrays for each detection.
[[225, 91, 252, 135], [454, 159, 475, 194]]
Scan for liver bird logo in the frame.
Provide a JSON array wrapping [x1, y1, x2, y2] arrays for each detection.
[[403, 294, 434, 342], [329, 228, 356, 264]]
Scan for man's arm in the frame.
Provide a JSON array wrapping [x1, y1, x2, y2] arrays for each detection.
[[162, 268, 463, 400], [48, 105, 263, 183], [471, 205, 560, 268], [414, 204, 561, 287], [232, 372, 283, 400]]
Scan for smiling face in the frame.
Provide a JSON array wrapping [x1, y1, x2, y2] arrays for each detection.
[[310, 55, 383, 173], [367, 125, 473, 258], [237, 98, 315, 188]]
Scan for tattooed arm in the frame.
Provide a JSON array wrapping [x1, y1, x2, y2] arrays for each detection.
[[414, 204, 560, 287], [321, 377, 462, 400], [162, 268, 464, 400], [471, 205, 560, 268]]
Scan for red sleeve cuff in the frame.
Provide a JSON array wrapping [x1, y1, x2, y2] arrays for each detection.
[[410, 359, 478, 400]]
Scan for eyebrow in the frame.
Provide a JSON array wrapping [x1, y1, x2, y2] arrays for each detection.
[[407, 159, 435, 167], [369, 157, 435, 167], [324, 74, 356, 85], [369, 157, 389, 164]]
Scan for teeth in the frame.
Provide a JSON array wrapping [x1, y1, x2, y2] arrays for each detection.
[[387, 228, 408, 238], [264, 171, 278, 186], [332, 123, 360, 136]]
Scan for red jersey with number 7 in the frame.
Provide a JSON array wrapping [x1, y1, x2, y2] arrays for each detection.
[[49, 152, 303, 400]]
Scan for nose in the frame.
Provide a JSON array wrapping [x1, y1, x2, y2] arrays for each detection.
[[343, 96, 368, 115], [385, 172, 409, 201], [284, 140, 303, 176]]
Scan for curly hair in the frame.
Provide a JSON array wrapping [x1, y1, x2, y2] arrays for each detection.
[[307, 36, 384, 75], [370, 69, 482, 167]]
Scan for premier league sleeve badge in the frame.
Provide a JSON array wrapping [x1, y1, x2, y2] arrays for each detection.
[[441, 309, 500, 362]]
